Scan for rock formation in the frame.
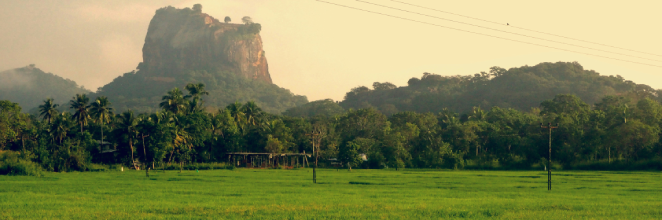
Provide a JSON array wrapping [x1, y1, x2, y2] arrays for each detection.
[[140, 6, 272, 83]]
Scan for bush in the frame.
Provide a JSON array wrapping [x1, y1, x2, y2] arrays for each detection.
[[0, 151, 43, 177]]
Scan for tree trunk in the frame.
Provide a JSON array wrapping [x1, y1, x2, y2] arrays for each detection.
[[100, 119, 104, 147], [168, 151, 174, 164], [142, 135, 148, 177], [348, 162, 352, 172], [179, 161, 183, 173], [131, 139, 138, 170], [608, 147, 611, 164]]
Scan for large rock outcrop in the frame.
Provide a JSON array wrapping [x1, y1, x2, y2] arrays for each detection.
[[140, 6, 272, 83]]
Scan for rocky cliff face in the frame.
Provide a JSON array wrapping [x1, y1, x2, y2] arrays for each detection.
[[140, 6, 272, 83]]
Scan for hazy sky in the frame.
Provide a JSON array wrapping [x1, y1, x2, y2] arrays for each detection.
[[1, 0, 661, 101]]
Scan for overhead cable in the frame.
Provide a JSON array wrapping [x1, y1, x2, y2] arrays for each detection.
[[357, 0, 662, 63], [390, 0, 662, 58], [315, 0, 662, 68]]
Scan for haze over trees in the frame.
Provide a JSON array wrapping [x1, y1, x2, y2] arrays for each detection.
[[0, 65, 90, 112]]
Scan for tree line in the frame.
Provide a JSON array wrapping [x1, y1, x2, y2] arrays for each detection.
[[2, 83, 662, 174]]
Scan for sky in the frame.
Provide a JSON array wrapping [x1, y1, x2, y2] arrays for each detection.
[[1, 0, 661, 102]]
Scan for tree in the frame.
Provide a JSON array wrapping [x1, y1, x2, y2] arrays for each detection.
[[265, 135, 283, 153], [184, 83, 209, 102], [69, 94, 90, 133], [192, 4, 202, 13], [184, 83, 209, 114], [224, 16, 231, 23], [226, 102, 246, 131], [115, 110, 139, 169], [372, 82, 397, 90], [39, 98, 59, 124], [611, 120, 659, 161], [241, 101, 263, 126], [160, 88, 187, 115], [540, 94, 590, 116], [136, 114, 153, 176], [242, 16, 253, 24], [338, 141, 362, 171], [50, 113, 73, 145], [90, 96, 114, 146]]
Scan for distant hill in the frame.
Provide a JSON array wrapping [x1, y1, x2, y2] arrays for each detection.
[[94, 5, 307, 113], [0, 65, 91, 112], [340, 62, 659, 114]]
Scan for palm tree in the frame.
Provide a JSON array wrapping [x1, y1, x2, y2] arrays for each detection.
[[39, 98, 59, 124], [184, 83, 209, 114], [50, 113, 73, 145], [116, 110, 139, 169], [136, 114, 154, 176], [226, 102, 245, 125], [172, 116, 193, 173], [241, 101, 262, 126], [160, 88, 187, 114], [184, 83, 209, 101], [69, 94, 90, 133], [90, 96, 114, 146], [186, 98, 204, 115]]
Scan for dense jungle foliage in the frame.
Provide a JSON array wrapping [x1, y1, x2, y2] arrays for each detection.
[[2, 81, 662, 174], [341, 62, 660, 115]]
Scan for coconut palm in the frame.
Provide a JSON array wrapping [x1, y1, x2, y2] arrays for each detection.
[[50, 112, 73, 145], [186, 98, 204, 115], [241, 101, 263, 126], [39, 98, 59, 124], [90, 96, 114, 145], [115, 110, 138, 169], [184, 83, 209, 101], [226, 102, 245, 126], [160, 88, 187, 114], [136, 114, 154, 176], [69, 94, 90, 133]]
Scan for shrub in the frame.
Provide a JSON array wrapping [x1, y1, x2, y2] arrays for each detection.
[[0, 151, 43, 177]]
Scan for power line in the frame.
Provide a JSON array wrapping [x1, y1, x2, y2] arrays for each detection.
[[315, 0, 662, 68], [390, 0, 662, 58], [356, 0, 662, 63]]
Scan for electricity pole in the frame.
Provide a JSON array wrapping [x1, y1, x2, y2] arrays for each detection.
[[540, 123, 558, 191], [306, 132, 320, 183]]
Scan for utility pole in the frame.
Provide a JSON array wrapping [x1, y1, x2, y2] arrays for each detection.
[[540, 123, 558, 191], [306, 132, 320, 183]]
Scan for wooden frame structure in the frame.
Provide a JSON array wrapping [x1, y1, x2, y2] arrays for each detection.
[[226, 152, 311, 169]]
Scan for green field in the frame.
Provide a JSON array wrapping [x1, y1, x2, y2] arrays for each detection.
[[1, 168, 661, 219]]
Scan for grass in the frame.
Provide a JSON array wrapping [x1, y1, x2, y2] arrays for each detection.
[[1, 168, 661, 219]]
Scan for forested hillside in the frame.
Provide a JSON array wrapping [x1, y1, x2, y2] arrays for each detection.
[[0, 65, 91, 112], [341, 62, 658, 115], [95, 68, 307, 114]]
